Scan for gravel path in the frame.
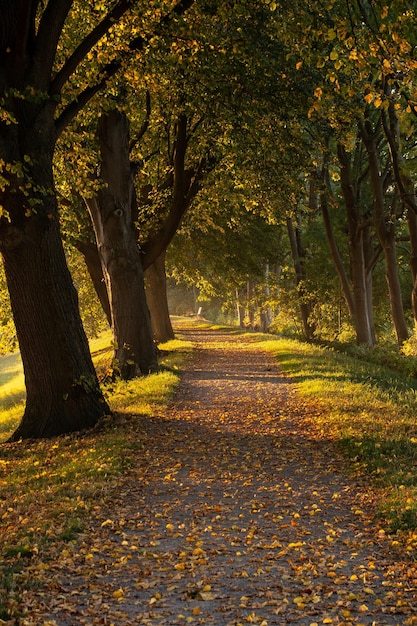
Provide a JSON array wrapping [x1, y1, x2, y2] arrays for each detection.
[[24, 328, 417, 625]]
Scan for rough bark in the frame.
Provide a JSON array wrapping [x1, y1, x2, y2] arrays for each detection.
[[0, 116, 109, 439], [144, 251, 175, 343], [85, 110, 157, 379]]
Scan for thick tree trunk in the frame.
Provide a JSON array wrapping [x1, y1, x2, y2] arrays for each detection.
[[0, 119, 109, 439], [75, 240, 111, 326], [85, 109, 157, 379], [3, 218, 108, 440], [337, 143, 376, 346], [144, 251, 175, 343]]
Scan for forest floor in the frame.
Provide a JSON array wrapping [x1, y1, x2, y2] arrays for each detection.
[[20, 326, 417, 625]]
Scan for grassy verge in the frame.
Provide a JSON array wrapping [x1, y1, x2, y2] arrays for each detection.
[[2, 320, 417, 619], [0, 329, 192, 622], [254, 335, 417, 541]]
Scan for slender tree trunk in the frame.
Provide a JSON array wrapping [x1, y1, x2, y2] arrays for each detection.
[[286, 215, 316, 340], [246, 281, 255, 329], [236, 289, 245, 327], [321, 192, 355, 318], [144, 251, 175, 343], [407, 209, 417, 326], [360, 122, 408, 345], [85, 109, 157, 379], [383, 103, 417, 328], [75, 240, 111, 326], [362, 225, 377, 346], [337, 143, 376, 346]]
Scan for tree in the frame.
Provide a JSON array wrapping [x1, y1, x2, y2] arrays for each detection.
[[85, 109, 157, 379], [0, 0, 194, 439]]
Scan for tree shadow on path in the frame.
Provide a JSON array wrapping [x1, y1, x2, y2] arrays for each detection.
[[26, 328, 417, 625]]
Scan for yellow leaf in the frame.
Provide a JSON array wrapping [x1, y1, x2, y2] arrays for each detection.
[[199, 591, 215, 601], [113, 588, 124, 598], [101, 519, 114, 527], [296, 61, 303, 70]]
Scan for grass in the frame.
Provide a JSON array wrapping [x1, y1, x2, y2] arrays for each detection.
[[255, 335, 417, 540], [0, 325, 192, 622], [2, 320, 417, 619]]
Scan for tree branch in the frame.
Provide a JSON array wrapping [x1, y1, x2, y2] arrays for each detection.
[[54, 0, 195, 132], [31, 0, 73, 90], [129, 90, 151, 153], [50, 0, 133, 96]]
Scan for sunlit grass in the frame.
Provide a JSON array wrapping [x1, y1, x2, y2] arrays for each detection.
[[0, 352, 25, 441], [258, 336, 417, 534]]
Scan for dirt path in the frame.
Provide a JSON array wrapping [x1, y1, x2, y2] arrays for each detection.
[[24, 328, 417, 625]]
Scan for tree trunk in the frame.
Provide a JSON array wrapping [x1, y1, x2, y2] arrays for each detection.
[[3, 220, 108, 440], [337, 143, 376, 346], [144, 251, 175, 343], [0, 118, 109, 439], [236, 289, 245, 327], [286, 215, 316, 340], [75, 240, 111, 326], [382, 103, 417, 328], [246, 281, 256, 329], [407, 209, 417, 327], [321, 188, 356, 318], [85, 109, 157, 379], [360, 121, 409, 345], [362, 224, 377, 346]]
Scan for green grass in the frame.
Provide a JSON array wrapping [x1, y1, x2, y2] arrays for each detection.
[[256, 336, 417, 539], [2, 320, 417, 621], [0, 352, 25, 440]]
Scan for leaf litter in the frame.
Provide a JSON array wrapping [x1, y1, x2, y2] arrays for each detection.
[[17, 329, 417, 625]]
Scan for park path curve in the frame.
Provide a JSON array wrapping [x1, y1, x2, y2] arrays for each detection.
[[25, 327, 417, 625]]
